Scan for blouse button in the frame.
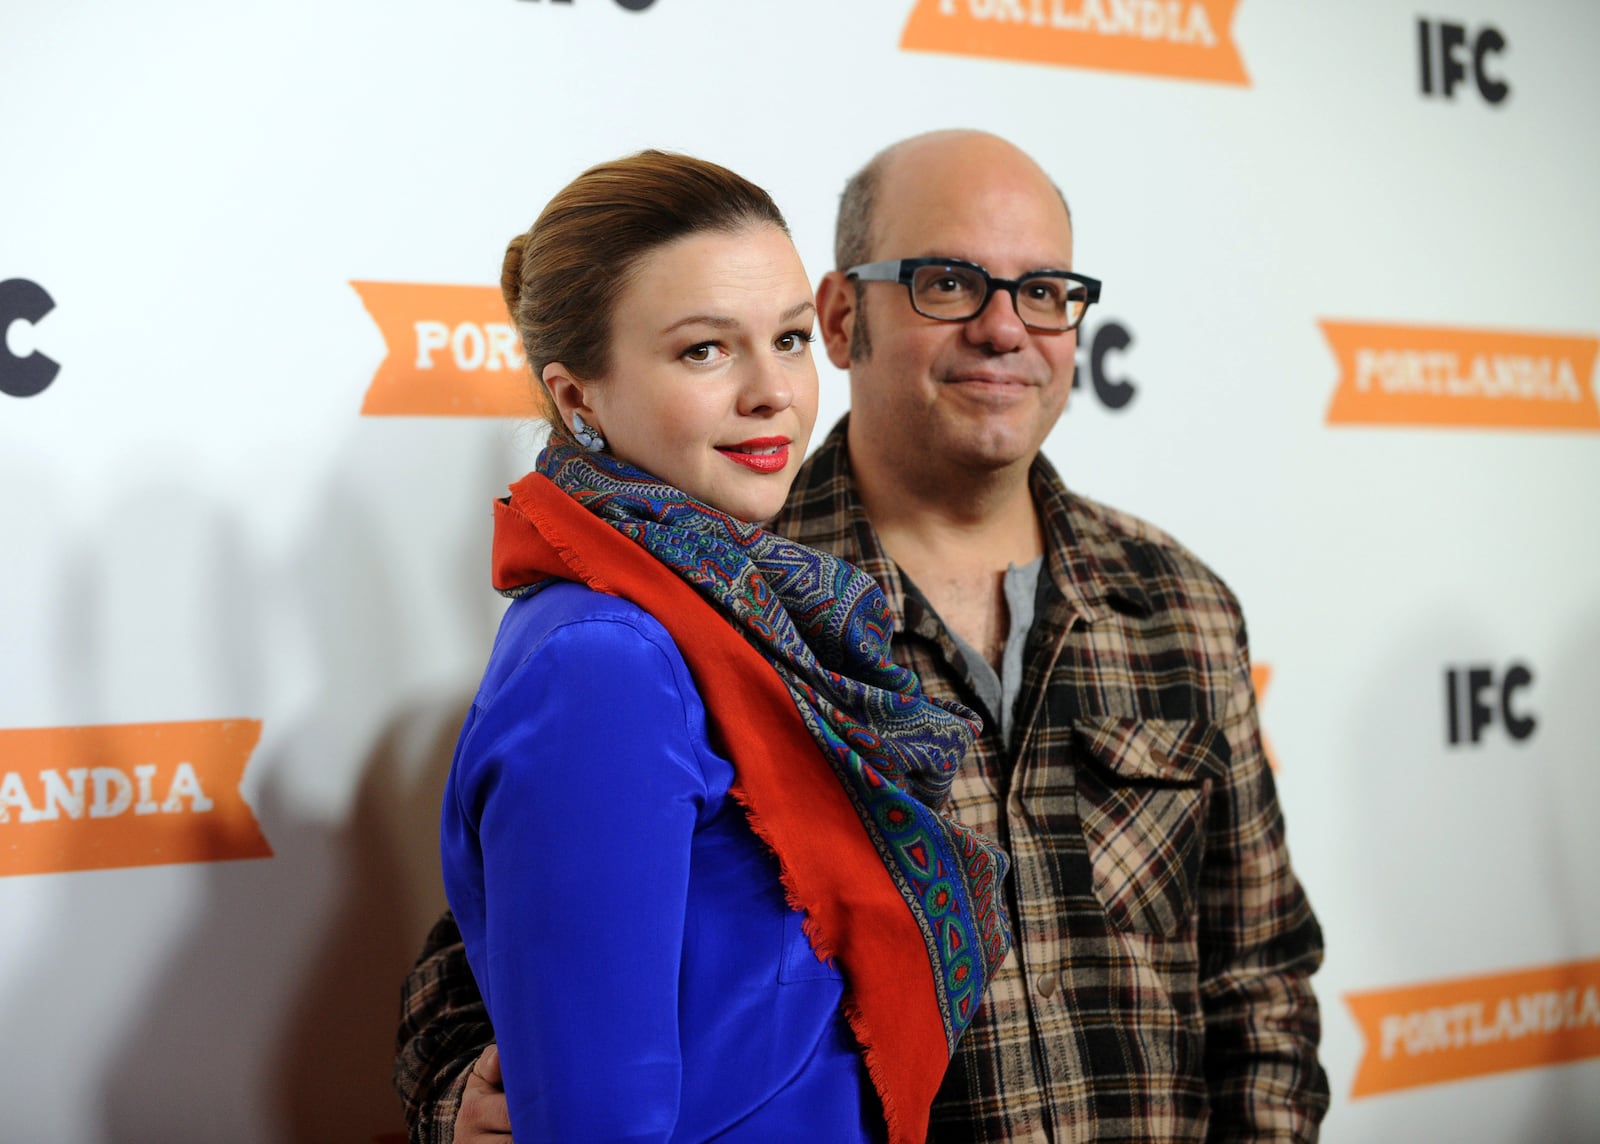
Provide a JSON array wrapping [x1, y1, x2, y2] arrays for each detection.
[[1036, 972, 1057, 998]]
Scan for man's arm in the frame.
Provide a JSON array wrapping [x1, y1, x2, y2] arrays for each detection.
[[1198, 620, 1329, 1141], [395, 911, 504, 1144]]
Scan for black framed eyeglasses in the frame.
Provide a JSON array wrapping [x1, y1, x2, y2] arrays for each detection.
[[845, 257, 1101, 332]]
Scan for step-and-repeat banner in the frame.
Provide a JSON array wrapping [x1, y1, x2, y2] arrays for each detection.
[[4, 2, 1597, 1140]]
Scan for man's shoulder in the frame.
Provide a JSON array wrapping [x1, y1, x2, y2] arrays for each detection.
[[1060, 486, 1215, 574], [1049, 480, 1245, 624]]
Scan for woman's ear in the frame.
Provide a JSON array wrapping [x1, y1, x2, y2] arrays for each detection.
[[543, 363, 594, 431]]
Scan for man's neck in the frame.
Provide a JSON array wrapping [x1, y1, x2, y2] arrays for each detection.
[[849, 439, 1044, 667]]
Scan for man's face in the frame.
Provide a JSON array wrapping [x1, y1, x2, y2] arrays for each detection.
[[826, 136, 1078, 481]]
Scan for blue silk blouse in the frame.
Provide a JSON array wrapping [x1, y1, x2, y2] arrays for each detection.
[[441, 581, 884, 1142]]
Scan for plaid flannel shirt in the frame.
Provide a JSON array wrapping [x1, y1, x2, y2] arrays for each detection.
[[395, 418, 1328, 1142]]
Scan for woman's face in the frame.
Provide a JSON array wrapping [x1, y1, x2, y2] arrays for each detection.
[[554, 223, 819, 523]]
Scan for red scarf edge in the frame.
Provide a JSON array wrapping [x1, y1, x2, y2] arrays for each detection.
[[492, 472, 946, 1144]]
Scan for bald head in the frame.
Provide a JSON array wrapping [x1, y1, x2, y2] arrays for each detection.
[[833, 130, 1073, 271], [813, 129, 1082, 508]]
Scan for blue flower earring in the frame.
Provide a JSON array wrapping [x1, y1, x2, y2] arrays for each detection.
[[571, 412, 607, 453]]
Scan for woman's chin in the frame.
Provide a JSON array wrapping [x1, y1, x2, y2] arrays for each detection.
[[686, 479, 792, 525]]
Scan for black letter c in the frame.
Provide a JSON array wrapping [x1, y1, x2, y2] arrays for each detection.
[[1090, 321, 1136, 410], [1474, 26, 1510, 104], [1501, 662, 1536, 740], [0, 278, 61, 398]]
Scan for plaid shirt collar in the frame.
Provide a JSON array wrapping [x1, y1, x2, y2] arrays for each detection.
[[774, 417, 1155, 637]]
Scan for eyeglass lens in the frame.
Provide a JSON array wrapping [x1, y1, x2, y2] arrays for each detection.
[[909, 264, 1088, 329]]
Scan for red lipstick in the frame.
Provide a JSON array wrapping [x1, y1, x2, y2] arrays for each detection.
[[716, 437, 790, 473]]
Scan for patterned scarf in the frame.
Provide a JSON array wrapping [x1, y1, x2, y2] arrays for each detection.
[[493, 440, 1012, 1135]]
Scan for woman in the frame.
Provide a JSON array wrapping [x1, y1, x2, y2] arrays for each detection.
[[440, 151, 1010, 1143]]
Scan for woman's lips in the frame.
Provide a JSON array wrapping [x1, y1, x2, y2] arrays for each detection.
[[716, 437, 790, 473]]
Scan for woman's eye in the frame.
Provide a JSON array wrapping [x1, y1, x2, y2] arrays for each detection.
[[682, 343, 720, 363], [775, 329, 815, 353]]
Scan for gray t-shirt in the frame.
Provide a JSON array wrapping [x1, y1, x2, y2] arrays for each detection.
[[943, 557, 1043, 748]]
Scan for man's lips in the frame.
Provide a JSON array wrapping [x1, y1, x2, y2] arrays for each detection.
[[940, 372, 1047, 404], [715, 437, 791, 474], [942, 372, 1040, 388]]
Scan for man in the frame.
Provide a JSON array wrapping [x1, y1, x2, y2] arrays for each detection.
[[396, 129, 1328, 1142]]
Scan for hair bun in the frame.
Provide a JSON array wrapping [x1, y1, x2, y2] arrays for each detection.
[[501, 234, 527, 317]]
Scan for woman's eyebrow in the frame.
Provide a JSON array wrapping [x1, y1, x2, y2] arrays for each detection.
[[661, 299, 815, 336]]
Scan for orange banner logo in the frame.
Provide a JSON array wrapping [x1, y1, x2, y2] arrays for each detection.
[[1250, 663, 1276, 771], [353, 281, 535, 417], [1346, 959, 1600, 1098], [899, 0, 1247, 85], [1323, 321, 1600, 432], [0, 720, 273, 877]]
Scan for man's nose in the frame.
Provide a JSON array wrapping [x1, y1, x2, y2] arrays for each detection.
[[964, 284, 1028, 353]]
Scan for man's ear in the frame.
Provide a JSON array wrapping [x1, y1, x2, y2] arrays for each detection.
[[815, 271, 857, 371], [543, 363, 594, 430]]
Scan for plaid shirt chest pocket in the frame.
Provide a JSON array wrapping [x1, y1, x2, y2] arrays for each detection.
[[1073, 719, 1231, 938]]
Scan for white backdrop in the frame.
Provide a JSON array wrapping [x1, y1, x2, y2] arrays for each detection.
[[3, 1, 1598, 1140]]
